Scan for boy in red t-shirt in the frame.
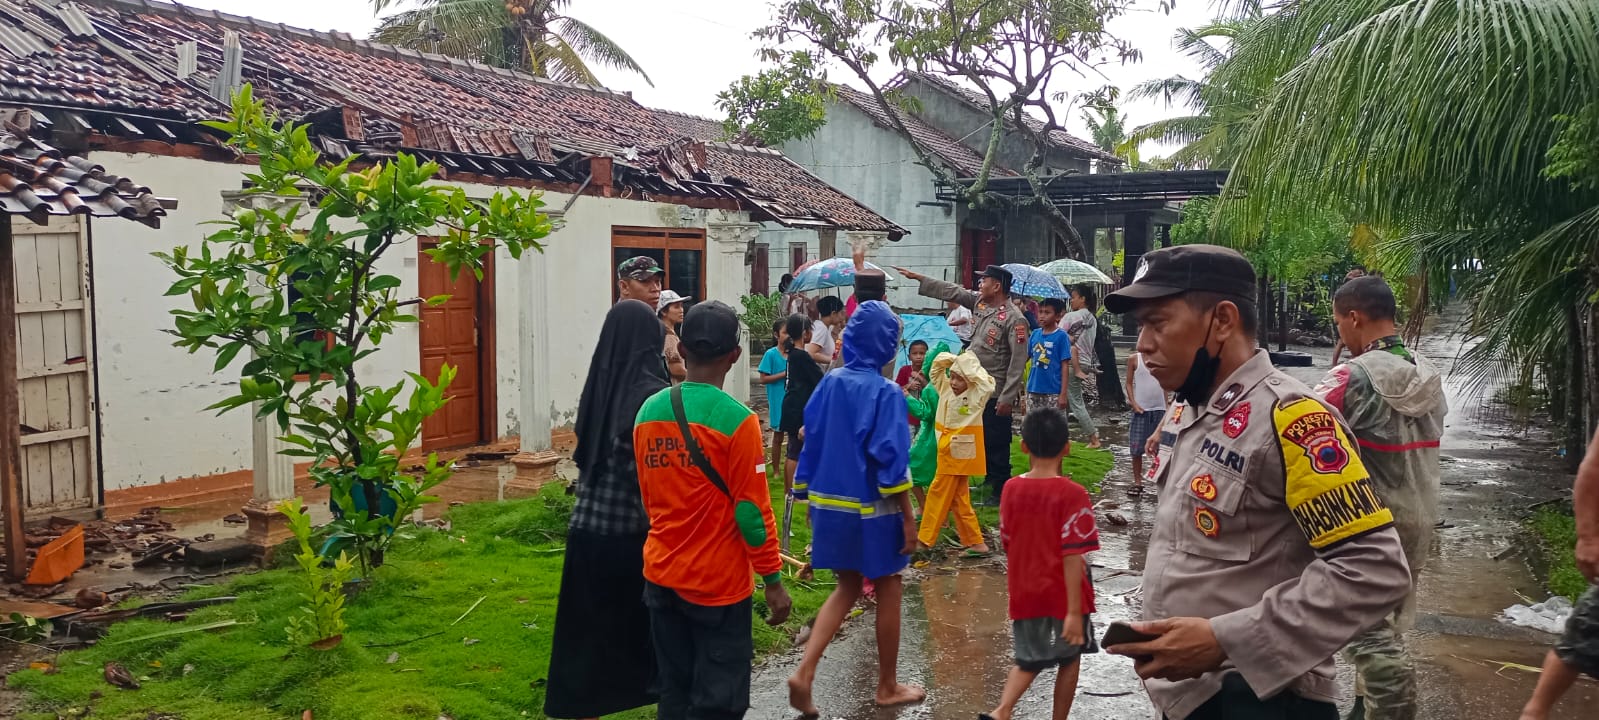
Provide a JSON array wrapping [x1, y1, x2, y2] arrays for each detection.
[[984, 407, 1099, 720]]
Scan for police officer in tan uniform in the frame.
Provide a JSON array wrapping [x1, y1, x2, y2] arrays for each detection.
[[1101, 245, 1412, 720], [896, 264, 1030, 504]]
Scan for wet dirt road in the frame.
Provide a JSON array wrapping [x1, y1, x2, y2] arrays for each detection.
[[749, 308, 1599, 719]]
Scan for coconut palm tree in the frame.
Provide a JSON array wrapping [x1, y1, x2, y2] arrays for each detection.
[[1121, 8, 1264, 169], [1082, 104, 1141, 166], [1211, 0, 1599, 441], [370, 0, 652, 86]]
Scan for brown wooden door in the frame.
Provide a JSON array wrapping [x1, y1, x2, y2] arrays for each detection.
[[751, 243, 769, 295], [960, 228, 998, 286], [419, 245, 483, 451]]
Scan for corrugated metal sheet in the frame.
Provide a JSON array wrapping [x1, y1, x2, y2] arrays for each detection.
[[54, 2, 98, 38]]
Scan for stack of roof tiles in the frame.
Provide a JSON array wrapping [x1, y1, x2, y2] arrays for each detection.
[[0, 108, 171, 226], [0, 0, 901, 235]]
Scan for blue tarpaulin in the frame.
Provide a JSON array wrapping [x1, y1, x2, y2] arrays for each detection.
[[895, 313, 961, 372]]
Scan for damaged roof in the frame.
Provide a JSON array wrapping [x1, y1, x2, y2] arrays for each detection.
[[644, 108, 906, 235], [0, 0, 898, 234], [905, 72, 1123, 165], [0, 108, 173, 227], [831, 84, 1014, 179]]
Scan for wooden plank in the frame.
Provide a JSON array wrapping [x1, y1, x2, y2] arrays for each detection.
[[69, 437, 89, 509], [62, 309, 83, 360], [16, 362, 88, 381], [41, 311, 67, 368], [19, 427, 89, 446], [15, 299, 85, 314], [66, 372, 86, 430], [23, 444, 50, 510], [48, 440, 72, 506], [9, 214, 80, 235], [56, 232, 79, 302], [44, 375, 69, 431], [1, 222, 27, 579], [11, 233, 40, 306]]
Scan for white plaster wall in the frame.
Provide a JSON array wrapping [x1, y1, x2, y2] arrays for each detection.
[[777, 102, 962, 311], [86, 152, 751, 491]]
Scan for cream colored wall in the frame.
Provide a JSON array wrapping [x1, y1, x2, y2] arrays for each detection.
[[86, 152, 753, 491]]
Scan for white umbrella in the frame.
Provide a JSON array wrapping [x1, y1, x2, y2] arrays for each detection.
[[1038, 258, 1112, 285]]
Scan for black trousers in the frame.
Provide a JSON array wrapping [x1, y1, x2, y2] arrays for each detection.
[[981, 397, 1014, 502], [1172, 673, 1338, 720], [643, 581, 753, 720]]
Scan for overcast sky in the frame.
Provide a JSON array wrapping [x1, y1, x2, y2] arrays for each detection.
[[177, 0, 1211, 155]]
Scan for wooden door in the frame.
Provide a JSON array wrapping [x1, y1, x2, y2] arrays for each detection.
[[419, 244, 485, 451], [960, 227, 998, 286], [12, 216, 97, 518], [751, 244, 769, 295]]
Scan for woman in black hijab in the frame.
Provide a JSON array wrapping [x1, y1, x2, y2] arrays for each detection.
[[545, 300, 669, 719]]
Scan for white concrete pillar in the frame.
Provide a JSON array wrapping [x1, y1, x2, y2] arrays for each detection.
[[513, 210, 562, 474], [706, 219, 762, 404]]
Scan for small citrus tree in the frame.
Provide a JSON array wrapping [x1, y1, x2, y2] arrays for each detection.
[[158, 86, 553, 572]]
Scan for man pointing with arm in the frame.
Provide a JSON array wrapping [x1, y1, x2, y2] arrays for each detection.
[[896, 265, 1030, 505], [1100, 245, 1411, 720]]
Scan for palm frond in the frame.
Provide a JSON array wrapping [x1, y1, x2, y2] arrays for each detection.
[[371, 3, 514, 67], [1128, 76, 1208, 113], [537, 33, 601, 86], [1126, 115, 1212, 149], [1222, 0, 1599, 230], [552, 16, 653, 86]]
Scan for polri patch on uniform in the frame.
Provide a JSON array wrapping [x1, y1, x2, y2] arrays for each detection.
[[1223, 402, 1250, 439], [1170, 405, 1185, 425], [1190, 474, 1218, 502], [1280, 409, 1350, 474], [1199, 437, 1247, 474], [1194, 507, 1220, 538], [1147, 455, 1161, 479], [1014, 323, 1027, 345], [1213, 383, 1244, 410], [985, 327, 999, 347]]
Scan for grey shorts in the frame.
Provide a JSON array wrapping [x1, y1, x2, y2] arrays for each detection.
[[1556, 584, 1599, 680], [1013, 615, 1097, 672]]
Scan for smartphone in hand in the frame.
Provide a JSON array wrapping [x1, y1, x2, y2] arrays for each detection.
[[1101, 621, 1160, 653]]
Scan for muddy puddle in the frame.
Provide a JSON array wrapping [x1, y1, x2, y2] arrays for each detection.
[[748, 309, 1599, 720]]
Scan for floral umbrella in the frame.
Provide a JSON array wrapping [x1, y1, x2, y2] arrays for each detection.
[[787, 257, 896, 293], [1000, 263, 1068, 299]]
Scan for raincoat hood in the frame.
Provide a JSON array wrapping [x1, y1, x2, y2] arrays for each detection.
[[842, 300, 899, 370], [932, 350, 996, 399], [1365, 351, 1445, 418], [922, 341, 950, 375]]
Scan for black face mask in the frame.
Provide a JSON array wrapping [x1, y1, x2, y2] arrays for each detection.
[[1175, 312, 1222, 406]]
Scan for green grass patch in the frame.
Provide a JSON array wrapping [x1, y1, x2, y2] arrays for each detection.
[[13, 443, 1115, 720], [1009, 438, 1113, 495], [8, 482, 819, 720], [1531, 506, 1588, 602]]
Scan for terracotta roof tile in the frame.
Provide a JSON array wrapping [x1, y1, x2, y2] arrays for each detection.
[[0, 109, 174, 226], [703, 142, 904, 236], [830, 84, 1016, 178], [0, 0, 892, 232]]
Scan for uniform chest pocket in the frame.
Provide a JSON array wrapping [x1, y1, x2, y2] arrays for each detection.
[[1175, 471, 1252, 562], [949, 434, 977, 460]]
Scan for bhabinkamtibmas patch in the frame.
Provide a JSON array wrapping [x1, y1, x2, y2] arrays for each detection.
[[1274, 397, 1394, 549]]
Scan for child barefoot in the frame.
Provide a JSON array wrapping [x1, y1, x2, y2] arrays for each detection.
[[917, 350, 995, 555], [905, 341, 949, 521], [984, 408, 1099, 720], [789, 301, 924, 715]]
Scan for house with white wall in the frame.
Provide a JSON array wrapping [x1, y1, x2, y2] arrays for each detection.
[[666, 75, 1144, 310], [0, 0, 900, 520]]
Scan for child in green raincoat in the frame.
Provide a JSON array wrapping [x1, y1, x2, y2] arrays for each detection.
[[904, 341, 949, 519]]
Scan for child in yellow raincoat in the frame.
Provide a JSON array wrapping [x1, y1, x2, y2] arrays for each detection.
[[917, 349, 995, 555]]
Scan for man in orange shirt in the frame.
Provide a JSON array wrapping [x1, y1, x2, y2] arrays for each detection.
[[635, 300, 792, 720]]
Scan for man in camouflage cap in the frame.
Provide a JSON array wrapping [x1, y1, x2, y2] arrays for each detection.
[[617, 256, 664, 308]]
